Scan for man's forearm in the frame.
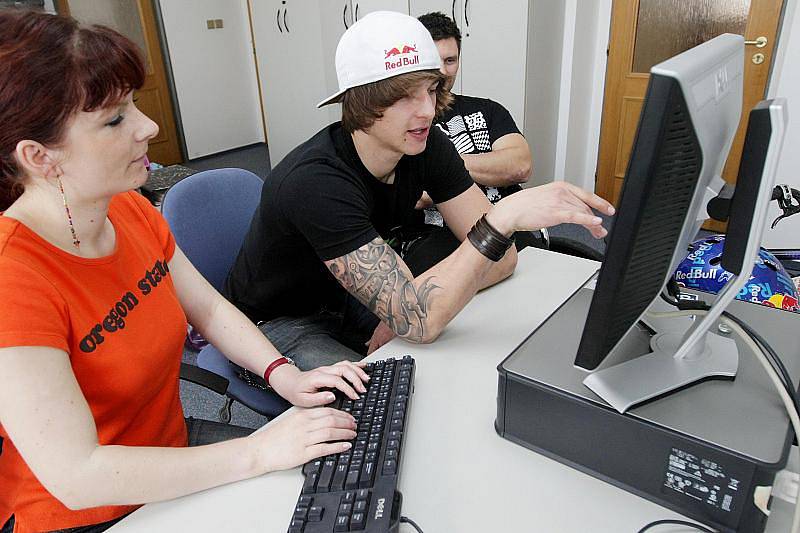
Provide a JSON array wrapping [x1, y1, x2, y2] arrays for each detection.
[[326, 238, 507, 343], [462, 148, 531, 188]]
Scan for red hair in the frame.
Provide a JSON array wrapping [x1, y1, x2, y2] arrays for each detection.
[[0, 10, 146, 209]]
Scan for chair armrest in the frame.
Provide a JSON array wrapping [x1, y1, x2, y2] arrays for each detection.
[[179, 362, 229, 395]]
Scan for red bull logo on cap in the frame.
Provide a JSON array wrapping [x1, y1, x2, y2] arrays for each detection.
[[384, 43, 419, 71]]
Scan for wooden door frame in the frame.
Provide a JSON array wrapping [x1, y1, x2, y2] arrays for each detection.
[[52, 0, 183, 165], [596, 0, 786, 234]]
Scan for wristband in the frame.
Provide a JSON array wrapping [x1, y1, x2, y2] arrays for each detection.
[[263, 356, 293, 387], [467, 214, 514, 262]]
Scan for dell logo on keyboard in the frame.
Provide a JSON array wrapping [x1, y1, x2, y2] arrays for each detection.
[[374, 497, 386, 520]]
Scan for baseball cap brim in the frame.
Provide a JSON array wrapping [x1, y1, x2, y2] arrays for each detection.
[[317, 64, 444, 108]]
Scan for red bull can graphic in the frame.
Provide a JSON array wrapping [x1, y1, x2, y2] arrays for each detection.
[[384, 43, 419, 71]]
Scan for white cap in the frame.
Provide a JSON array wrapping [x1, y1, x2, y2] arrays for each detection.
[[317, 11, 442, 107]]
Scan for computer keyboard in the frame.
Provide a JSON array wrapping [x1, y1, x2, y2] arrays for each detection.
[[288, 355, 415, 533]]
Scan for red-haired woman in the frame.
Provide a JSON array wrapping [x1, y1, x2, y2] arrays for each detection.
[[0, 10, 366, 533]]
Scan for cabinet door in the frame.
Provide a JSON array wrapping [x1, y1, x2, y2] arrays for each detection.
[[460, 0, 527, 127], [251, 0, 332, 165], [318, 0, 352, 120], [351, 0, 409, 23], [408, 0, 463, 94]]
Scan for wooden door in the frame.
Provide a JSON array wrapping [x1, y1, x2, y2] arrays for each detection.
[[408, 0, 464, 95], [460, 0, 528, 127], [56, 0, 183, 165], [596, 0, 784, 232]]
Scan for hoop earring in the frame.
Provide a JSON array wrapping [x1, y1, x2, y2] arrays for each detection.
[[56, 176, 80, 248]]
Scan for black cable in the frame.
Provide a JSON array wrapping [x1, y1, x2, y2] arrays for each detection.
[[400, 515, 424, 533], [636, 518, 717, 533]]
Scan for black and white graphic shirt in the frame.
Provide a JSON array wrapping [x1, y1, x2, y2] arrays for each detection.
[[426, 94, 523, 226]]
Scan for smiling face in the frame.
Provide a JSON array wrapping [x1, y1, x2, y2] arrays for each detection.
[[435, 37, 460, 92], [364, 78, 439, 157], [53, 92, 159, 199]]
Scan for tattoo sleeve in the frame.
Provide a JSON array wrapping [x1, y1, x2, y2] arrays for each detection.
[[326, 238, 440, 342]]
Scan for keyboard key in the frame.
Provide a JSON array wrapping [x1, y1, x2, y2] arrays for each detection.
[[308, 506, 324, 522], [334, 515, 349, 532], [302, 459, 322, 476], [383, 459, 397, 475], [356, 489, 370, 501], [301, 472, 319, 494], [298, 495, 313, 507], [338, 503, 352, 514], [342, 491, 356, 504], [345, 469, 360, 489], [293, 505, 308, 520], [331, 464, 348, 492], [317, 459, 336, 492], [288, 518, 304, 533], [351, 512, 366, 529], [353, 500, 367, 513]]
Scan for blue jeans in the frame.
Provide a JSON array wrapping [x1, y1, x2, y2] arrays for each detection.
[[257, 295, 380, 370]]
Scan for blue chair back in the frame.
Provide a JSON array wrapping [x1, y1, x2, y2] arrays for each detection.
[[161, 168, 290, 419], [161, 168, 263, 292]]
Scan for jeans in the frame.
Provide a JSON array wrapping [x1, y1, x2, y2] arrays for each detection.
[[257, 295, 380, 370], [1, 418, 253, 533]]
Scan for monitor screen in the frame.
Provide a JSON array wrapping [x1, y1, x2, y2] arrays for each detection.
[[575, 34, 744, 370]]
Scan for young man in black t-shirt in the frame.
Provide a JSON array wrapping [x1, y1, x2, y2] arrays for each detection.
[[225, 11, 613, 368], [403, 12, 540, 274]]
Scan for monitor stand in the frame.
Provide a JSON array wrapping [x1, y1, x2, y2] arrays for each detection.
[[583, 301, 739, 413]]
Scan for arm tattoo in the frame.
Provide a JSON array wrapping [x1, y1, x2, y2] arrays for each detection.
[[326, 238, 440, 342]]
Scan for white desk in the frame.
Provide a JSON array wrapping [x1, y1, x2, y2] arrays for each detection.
[[111, 249, 794, 532]]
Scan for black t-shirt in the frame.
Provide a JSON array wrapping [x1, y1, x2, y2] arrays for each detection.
[[224, 122, 473, 322], [435, 94, 522, 202]]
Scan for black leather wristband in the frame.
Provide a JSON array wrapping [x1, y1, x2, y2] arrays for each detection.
[[467, 215, 514, 262]]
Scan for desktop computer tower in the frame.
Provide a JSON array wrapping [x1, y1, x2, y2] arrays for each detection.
[[496, 282, 799, 533]]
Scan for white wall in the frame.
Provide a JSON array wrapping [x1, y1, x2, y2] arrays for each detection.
[[159, 0, 264, 159], [765, 0, 800, 249], [524, 0, 610, 190], [524, 0, 565, 187]]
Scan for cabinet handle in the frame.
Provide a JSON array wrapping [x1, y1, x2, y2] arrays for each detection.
[[355, 3, 359, 21], [276, 8, 283, 33], [452, 0, 456, 23], [343, 3, 349, 29], [283, 9, 289, 33], [464, 0, 469, 26]]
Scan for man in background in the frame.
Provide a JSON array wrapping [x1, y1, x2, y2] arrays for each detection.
[[403, 11, 541, 275]]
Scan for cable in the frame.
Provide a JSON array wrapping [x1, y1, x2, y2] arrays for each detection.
[[400, 516, 424, 533], [636, 518, 717, 533], [645, 307, 800, 533]]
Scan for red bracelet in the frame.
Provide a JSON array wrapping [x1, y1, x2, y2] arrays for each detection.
[[263, 357, 290, 387]]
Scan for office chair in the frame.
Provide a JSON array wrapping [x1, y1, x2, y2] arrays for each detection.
[[161, 168, 291, 422]]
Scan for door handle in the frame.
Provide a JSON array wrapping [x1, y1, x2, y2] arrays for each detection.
[[744, 36, 767, 48]]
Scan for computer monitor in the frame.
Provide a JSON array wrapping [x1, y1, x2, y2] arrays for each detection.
[[574, 34, 787, 412]]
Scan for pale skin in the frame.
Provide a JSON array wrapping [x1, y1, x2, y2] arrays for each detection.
[[415, 36, 533, 210], [332, 79, 614, 354], [0, 93, 369, 510]]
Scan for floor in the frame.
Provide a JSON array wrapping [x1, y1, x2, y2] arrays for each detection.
[[183, 142, 272, 180]]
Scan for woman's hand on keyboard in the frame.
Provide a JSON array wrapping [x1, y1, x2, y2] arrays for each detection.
[[270, 360, 370, 407], [253, 407, 356, 473]]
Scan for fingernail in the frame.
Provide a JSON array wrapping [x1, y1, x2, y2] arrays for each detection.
[[594, 217, 602, 224], [342, 442, 352, 450], [608, 206, 615, 214], [327, 393, 336, 400]]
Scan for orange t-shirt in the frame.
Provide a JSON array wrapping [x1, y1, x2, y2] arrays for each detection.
[[0, 191, 188, 533]]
